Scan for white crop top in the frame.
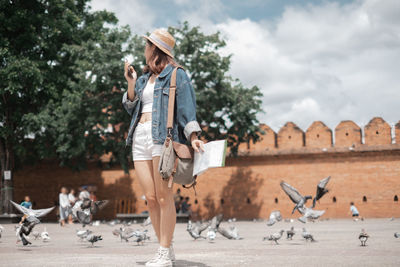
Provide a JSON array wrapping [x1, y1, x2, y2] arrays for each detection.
[[141, 80, 155, 113]]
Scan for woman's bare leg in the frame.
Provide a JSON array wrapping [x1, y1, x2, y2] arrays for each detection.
[[152, 156, 176, 247], [134, 160, 161, 242]]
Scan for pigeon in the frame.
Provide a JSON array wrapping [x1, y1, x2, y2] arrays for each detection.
[[359, 229, 369, 246], [77, 198, 108, 226], [267, 210, 282, 226], [217, 225, 243, 240], [41, 228, 50, 242], [394, 232, 400, 238], [77, 229, 92, 241], [186, 221, 206, 240], [113, 227, 137, 242], [10, 200, 54, 245], [0, 224, 4, 239], [131, 229, 150, 245], [263, 230, 285, 244], [86, 234, 102, 246], [297, 207, 326, 223], [32, 231, 41, 240], [302, 228, 315, 242], [206, 226, 217, 242], [312, 176, 331, 208], [286, 226, 295, 240], [280, 182, 313, 215]]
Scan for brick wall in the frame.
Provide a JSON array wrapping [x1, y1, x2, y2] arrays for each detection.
[[13, 117, 400, 220]]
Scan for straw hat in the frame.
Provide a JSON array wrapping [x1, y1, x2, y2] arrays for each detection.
[[143, 29, 175, 58]]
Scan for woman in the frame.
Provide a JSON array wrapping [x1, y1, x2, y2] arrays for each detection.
[[59, 187, 70, 227], [122, 29, 204, 267]]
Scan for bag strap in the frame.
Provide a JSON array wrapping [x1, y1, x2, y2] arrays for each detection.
[[166, 66, 182, 136]]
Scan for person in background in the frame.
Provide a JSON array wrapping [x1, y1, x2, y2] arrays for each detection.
[[19, 196, 32, 224], [79, 186, 90, 200], [350, 202, 360, 221], [173, 188, 181, 213], [59, 187, 70, 226], [68, 189, 76, 224]]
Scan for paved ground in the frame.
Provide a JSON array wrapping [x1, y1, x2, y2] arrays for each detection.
[[0, 218, 399, 266]]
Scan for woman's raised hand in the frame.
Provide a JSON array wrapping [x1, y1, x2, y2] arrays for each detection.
[[124, 59, 137, 82]]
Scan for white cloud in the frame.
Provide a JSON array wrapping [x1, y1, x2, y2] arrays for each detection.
[[90, 0, 155, 34], [212, 0, 400, 132]]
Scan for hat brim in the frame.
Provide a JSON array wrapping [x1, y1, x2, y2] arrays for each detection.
[[143, 35, 174, 58]]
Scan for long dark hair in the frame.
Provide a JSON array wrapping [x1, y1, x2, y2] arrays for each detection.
[[143, 40, 179, 74]]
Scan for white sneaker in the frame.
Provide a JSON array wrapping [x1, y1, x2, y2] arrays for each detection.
[[169, 244, 175, 262], [145, 248, 161, 265], [145, 247, 172, 267]]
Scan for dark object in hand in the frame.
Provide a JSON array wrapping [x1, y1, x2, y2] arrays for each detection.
[[127, 65, 134, 78]]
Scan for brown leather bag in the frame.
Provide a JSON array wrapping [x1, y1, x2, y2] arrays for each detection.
[[158, 67, 197, 189]]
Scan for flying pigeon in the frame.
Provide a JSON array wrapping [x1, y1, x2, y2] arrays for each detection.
[[267, 210, 282, 226], [280, 182, 313, 215], [312, 176, 331, 208], [286, 226, 295, 240], [186, 221, 206, 240], [41, 228, 50, 242], [394, 232, 400, 238], [77, 199, 108, 226], [10, 200, 54, 225], [297, 207, 326, 223], [302, 228, 315, 242], [217, 225, 243, 240], [359, 229, 369, 246], [263, 230, 285, 244], [86, 234, 102, 246]]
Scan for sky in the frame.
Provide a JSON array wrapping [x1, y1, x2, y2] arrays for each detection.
[[91, 0, 400, 135]]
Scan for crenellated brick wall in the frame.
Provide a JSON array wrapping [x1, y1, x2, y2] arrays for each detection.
[[13, 117, 400, 220]]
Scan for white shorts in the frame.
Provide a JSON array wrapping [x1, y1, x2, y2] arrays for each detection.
[[132, 121, 163, 161]]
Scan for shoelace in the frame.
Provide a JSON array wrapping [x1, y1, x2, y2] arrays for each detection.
[[159, 249, 170, 260]]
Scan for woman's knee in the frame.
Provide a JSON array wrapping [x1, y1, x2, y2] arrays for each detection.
[[145, 194, 158, 208], [156, 193, 173, 207]]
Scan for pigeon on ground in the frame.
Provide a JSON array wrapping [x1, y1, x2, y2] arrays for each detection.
[[0, 224, 4, 239], [32, 231, 41, 240], [86, 234, 102, 246], [186, 221, 206, 240], [280, 182, 313, 215], [41, 228, 50, 242], [77, 229, 92, 241], [131, 229, 150, 245], [206, 226, 217, 242], [113, 227, 137, 242], [286, 227, 295, 240], [267, 210, 282, 226], [263, 230, 285, 244], [312, 176, 331, 208], [359, 229, 369, 246], [302, 228, 315, 242], [394, 232, 400, 238]]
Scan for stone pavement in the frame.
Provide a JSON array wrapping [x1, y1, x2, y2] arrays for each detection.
[[0, 218, 399, 266]]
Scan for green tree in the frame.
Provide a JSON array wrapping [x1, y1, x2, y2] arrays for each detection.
[[0, 2, 263, 213]]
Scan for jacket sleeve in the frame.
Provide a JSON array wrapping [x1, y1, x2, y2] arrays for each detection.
[[122, 80, 140, 116], [175, 69, 202, 140]]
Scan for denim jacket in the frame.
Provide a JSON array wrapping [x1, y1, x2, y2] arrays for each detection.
[[122, 63, 201, 146]]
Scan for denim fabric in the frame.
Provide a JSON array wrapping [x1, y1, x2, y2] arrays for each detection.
[[122, 64, 201, 146]]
